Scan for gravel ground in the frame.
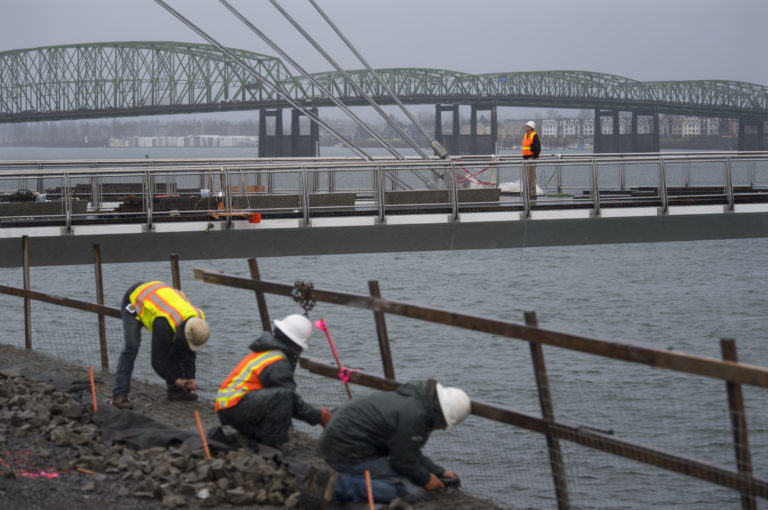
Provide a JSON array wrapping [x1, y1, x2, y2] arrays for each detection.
[[0, 344, 506, 510]]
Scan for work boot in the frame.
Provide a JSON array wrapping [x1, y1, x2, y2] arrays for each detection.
[[112, 395, 134, 410], [298, 465, 337, 510], [167, 386, 198, 402]]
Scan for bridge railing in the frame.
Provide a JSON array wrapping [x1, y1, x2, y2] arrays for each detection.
[[0, 152, 767, 231]]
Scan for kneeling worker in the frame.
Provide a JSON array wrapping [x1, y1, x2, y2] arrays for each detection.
[[311, 379, 471, 506], [113, 281, 210, 409], [215, 314, 332, 448]]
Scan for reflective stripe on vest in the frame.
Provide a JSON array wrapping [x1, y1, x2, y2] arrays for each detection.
[[129, 281, 204, 333], [522, 130, 537, 157], [215, 350, 285, 412]]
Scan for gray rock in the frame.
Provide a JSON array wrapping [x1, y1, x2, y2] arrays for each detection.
[[162, 495, 188, 508]]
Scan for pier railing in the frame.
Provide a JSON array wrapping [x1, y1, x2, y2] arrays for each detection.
[[0, 152, 766, 231], [2, 237, 768, 509]]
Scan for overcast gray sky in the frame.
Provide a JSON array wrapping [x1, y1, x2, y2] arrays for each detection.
[[3, 0, 767, 85]]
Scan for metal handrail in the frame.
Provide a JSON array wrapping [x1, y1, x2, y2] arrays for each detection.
[[0, 152, 765, 230]]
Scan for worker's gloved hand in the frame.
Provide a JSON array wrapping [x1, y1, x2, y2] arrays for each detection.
[[424, 473, 445, 491], [319, 407, 332, 427], [440, 471, 461, 488]]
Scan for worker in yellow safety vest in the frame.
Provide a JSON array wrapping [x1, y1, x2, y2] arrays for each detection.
[[522, 120, 542, 199], [215, 314, 331, 449], [112, 281, 210, 409]]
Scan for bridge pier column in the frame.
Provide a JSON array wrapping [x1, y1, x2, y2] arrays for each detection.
[[258, 108, 319, 158], [595, 110, 659, 153], [738, 119, 765, 151], [594, 109, 619, 153], [435, 104, 460, 155]]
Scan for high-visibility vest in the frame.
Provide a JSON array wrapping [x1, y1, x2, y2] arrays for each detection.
[[522, 130, 537, 157], [215, 350, 286, 411], [129, 281, 204, 333]]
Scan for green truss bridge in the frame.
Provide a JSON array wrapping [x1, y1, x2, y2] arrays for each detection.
[[1, 41, 767, 152]]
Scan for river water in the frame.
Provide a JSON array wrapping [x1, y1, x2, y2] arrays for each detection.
[[1, 146, 766, 509]]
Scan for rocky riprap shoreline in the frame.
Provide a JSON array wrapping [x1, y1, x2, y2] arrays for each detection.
[[0, 365, 303, 509], [0, 344, 507, 510]]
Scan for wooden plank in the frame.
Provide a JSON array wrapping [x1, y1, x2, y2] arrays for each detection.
[[0, 284, 121, 318], [193, 269, 768, 389]]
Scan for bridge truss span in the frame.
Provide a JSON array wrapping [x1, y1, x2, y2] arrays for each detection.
[[1, 42, 768, 123]]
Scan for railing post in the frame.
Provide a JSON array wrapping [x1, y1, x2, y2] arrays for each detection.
[[221, 167, 233, 230], [170, 253, 181, 290], [368, 280, 395, 380], [658, 157, 669, 215], [525, 311, 570, 510], [22, 236, 32, 350], [93, 244, 109, 370], [521, 160, 531, 217], [590, 161, 601, 216], [724, 157, 735, 212], [720, 338, 757, 510], [301, 166, 310, 227], [375, 164, 385, 224], [144, 170, 153, 232], [248, 258, 272, 332], [63, 173, 72, 234], [449, 162, 459, 222]]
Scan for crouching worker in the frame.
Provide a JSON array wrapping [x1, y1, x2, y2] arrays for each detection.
[[113, 281, 210, 409], [312, 379, 471, 506], [215, 314, 332, 448]]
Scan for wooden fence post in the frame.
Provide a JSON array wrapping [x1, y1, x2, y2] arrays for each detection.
[[526, 311, 570, 510], [368, 280, 395, 380], [248, 258, 271, 332], [721, 338, 757, 510], [22, 236, 31, 350], [170, 253, 181, 290], [93, 244, 109, 370]]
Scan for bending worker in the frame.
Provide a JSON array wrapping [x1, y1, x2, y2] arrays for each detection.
[[215, 314, 332, 448], [113, 281, 210, 409], [313, 379, 471, 505], [522, 120, 541, 200]]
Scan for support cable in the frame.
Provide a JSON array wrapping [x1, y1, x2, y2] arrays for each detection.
[[153, 0, 371, 160], [218, 0, 405, 160], [267, 0, 429, 160], [305, 0, 450, 159]]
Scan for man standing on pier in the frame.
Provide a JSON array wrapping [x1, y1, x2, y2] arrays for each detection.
[[305, 379, 471, 507], [522, 120, 541, 199], [112, 281, 210, 409]]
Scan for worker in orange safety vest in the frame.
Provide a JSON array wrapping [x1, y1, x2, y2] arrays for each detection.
[[215, 314, 331, 449]]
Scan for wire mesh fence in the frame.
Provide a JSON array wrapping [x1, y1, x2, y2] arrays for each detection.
[[2, 257, 768, 510]]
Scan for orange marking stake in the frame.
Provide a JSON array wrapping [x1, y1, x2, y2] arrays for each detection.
[[194, 410, 211, 459], [88, 365, 97, 412], [365, 469, 374, 510]]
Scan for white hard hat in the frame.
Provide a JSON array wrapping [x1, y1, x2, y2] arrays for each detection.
[[526, 120, 536, 130], [184, 317, 210, 351], [274, 314, 313, 350], [436, 383, 471, 429]]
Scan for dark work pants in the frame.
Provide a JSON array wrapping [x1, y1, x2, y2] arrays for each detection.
[[113, 282, 142, 398], [217, 387, 295, 447]]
